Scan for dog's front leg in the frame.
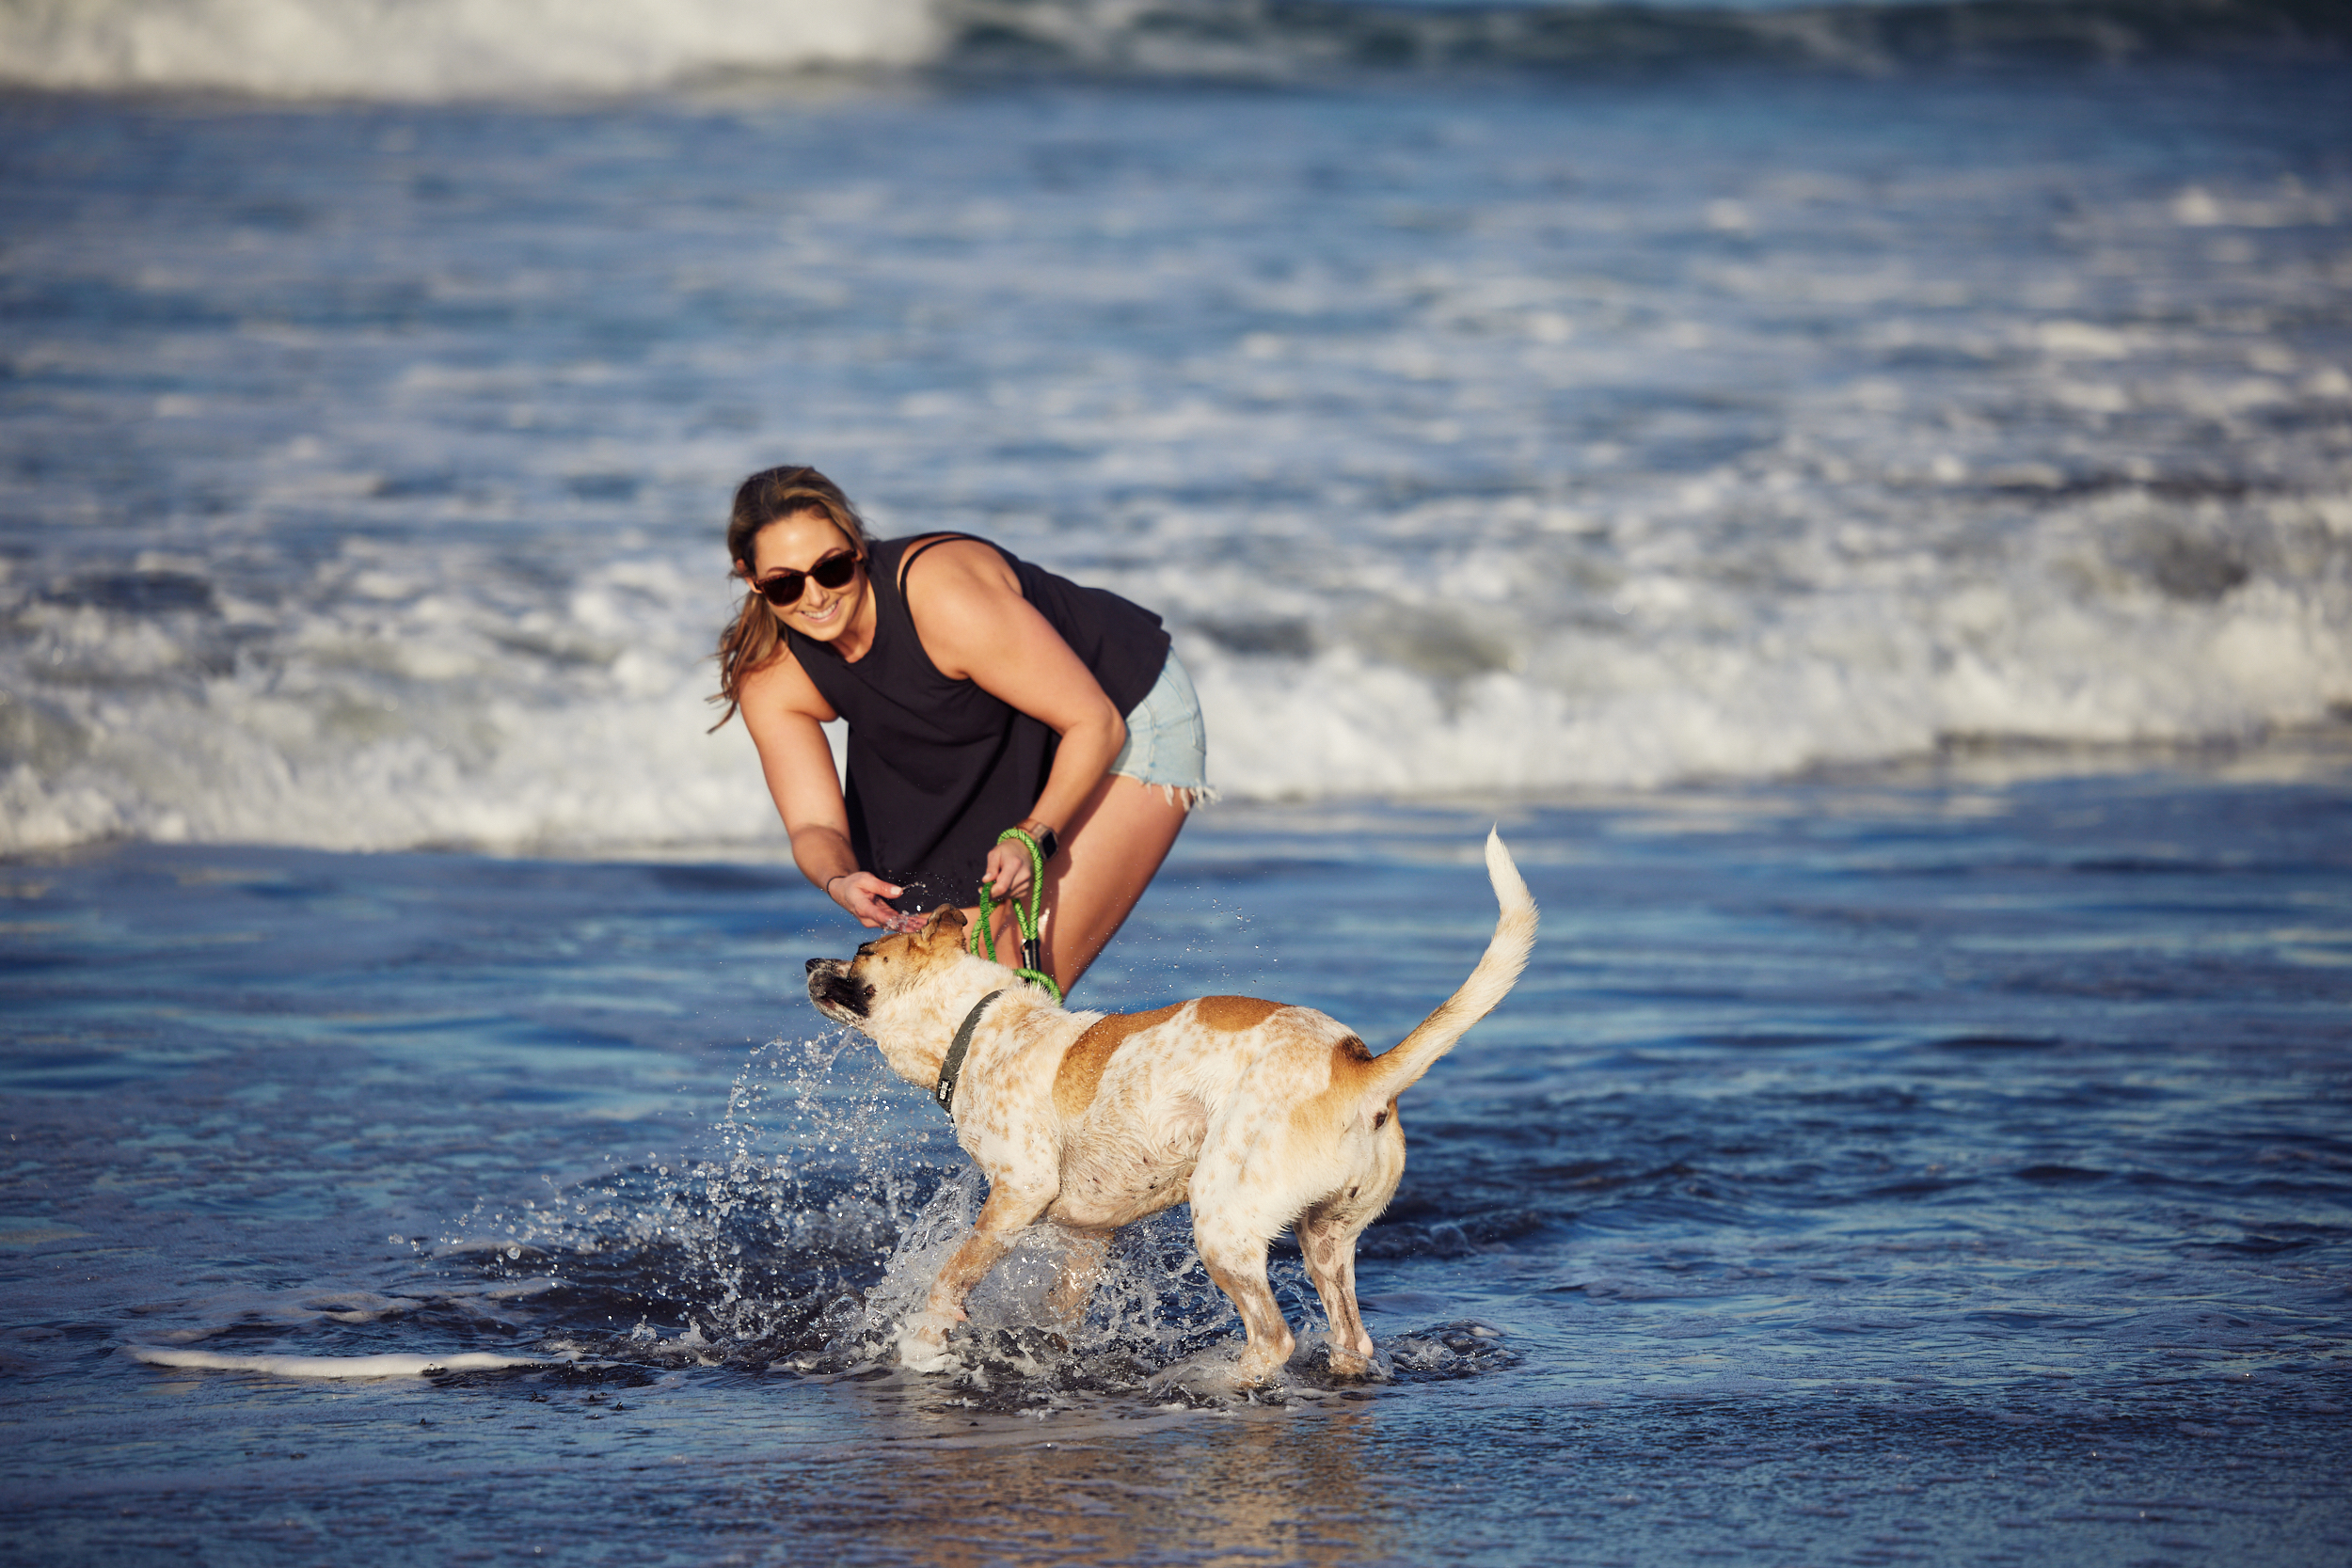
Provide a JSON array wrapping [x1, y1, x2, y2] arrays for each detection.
[[899, 1179, 1057, 1370], [1046, 1227, 1113, 1330]]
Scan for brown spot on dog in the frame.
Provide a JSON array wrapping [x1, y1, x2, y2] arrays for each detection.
[[1051, 997, 1284, 1120], [1195, 996, 1284, 1033], [1053, 1002, 1183, 1120], [1323, 1034, 1384, 1100]]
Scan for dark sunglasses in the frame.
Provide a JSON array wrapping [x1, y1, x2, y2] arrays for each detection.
[[752, 549, 860, 608]]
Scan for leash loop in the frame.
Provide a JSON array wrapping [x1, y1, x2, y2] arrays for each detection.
[[969, 827, 1063, 1003]]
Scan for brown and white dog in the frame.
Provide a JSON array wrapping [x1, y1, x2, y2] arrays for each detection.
[[804, 830, 1537, 1383]]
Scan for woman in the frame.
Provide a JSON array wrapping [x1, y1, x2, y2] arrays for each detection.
[[713, 466, 1209, 992]]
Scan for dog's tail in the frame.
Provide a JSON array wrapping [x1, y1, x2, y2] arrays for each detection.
[[1355, 829, 1538, 1109]]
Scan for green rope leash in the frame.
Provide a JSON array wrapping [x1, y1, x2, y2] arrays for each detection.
[[970, 827, 1062, 1003]]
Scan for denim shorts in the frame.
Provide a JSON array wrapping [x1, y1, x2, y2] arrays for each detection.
[[1109, 650, 1215, 809]]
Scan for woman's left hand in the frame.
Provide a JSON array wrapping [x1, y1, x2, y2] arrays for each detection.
[[982, 838, 1037, 900]]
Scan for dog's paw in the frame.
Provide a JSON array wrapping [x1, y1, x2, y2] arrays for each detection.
[[897, 1339, 958, 1375], [1321, 1329, 1384, 1380], [1166, 1338, 1297, 1391], [893, 1315, 960, 1374]]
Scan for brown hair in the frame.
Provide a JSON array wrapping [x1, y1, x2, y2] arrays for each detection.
[[709, 466, 873, 729]]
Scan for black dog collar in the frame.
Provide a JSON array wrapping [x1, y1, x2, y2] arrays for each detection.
[[934, 989, 1007, 1120]]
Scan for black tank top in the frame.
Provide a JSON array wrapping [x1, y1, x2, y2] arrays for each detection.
[[784, 534, 1171, 912]]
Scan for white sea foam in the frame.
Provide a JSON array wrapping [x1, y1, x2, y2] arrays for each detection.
[[130, 1347, 548, 1376], [1187, 504, 2352, 799], [16, 461, 2345, 854], [0, 0, 940, 98], [8, 514, 2341, 857]]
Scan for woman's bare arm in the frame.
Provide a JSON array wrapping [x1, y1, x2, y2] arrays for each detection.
[[900, 539, 1128, 897], [737, 652, 908, 927]]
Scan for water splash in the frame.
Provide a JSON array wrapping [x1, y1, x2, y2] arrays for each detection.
[[449, 1030, 953, 1365], [445, 1028, 1499, 1395], [820, 1167, 1261, 1386]]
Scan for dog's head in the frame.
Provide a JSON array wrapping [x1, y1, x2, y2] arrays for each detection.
[[804, 905, 971, 1027]]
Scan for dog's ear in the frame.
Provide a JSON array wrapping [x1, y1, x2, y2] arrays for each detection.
[[920, 905, 968, 943]]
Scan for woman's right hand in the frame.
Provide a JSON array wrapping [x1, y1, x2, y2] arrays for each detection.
[[828, 869, 917, 931]]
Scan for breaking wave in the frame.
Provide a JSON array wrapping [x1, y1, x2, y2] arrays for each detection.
[[0, 0, 2342, 101], [0, 0, 943, 99]]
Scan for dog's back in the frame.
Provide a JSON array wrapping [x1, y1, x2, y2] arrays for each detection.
[[1047, 997, 1374, 1233]]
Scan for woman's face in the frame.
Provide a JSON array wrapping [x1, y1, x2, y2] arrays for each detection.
[[743, 511, 866, 641]]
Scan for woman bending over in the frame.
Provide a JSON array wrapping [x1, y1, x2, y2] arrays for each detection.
[[713, 466, 1210, 992]]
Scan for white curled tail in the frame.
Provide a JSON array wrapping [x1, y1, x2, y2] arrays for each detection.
[[1358, 829, 1538, 1108]]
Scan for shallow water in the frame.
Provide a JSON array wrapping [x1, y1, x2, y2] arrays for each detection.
[[6, 745, 2349, 1564]]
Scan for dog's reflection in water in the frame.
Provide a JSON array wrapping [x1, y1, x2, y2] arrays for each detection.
[[848, 1398, 1391, 1568]]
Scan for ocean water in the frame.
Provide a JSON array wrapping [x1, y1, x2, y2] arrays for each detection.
[[4, 4, 2350, 852], [5, 760, 2350, 1563], [4, 2, 2352, 1563]]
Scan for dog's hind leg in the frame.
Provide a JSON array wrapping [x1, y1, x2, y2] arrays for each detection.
[[1297, 1203, 1377, 1376], [903, 1178, 1057, 1366], [1047, 1226, 1113, 1329], [1196, 1234, 1296, 1384]]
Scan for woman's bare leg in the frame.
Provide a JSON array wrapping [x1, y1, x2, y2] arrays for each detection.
[[1043, 773, 1190, 989], [955, 773, 1190, 995]]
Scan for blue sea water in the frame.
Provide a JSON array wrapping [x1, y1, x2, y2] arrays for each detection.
[[5, 758, 2350, 1563], [3, 2, 2351, 1562]]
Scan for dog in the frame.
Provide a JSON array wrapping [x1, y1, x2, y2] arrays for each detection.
[[804, 829, 1536, 1384]]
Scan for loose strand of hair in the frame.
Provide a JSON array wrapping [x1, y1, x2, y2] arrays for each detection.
[[707, 587, 784, 731]]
